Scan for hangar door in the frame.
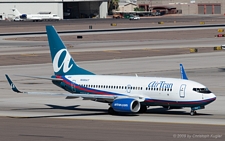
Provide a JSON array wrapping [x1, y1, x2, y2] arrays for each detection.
[[214, 5, 221, 14], [198, 4, 221, 14], [206, 5, 212, 14], [63, 2, 100, 19], [198, 5, 204, 14]]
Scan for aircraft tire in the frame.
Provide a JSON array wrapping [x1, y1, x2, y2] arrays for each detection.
[[108, 107, 117, 115], [138, 105, 147, 113], [190, 110, 197, 116]]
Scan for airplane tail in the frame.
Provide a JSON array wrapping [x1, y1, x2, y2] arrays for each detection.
[[12, 8, 21, 16], [46, 25, 95, 76]]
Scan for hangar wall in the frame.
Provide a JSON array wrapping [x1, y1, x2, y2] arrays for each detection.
[[137, 0, 225, 15], [0, 0, 107, 20]]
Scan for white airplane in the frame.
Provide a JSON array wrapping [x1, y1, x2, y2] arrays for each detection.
[[12, 8, 61, 22], [5, 25, 216, 116]]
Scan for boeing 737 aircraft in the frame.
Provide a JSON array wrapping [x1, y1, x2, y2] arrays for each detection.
[[12, 8, 61, 22], [5, 25, 216, 116]]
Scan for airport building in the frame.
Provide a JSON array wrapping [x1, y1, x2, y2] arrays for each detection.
[[0, 0, 108, 20], [137, 0, 225, 15]]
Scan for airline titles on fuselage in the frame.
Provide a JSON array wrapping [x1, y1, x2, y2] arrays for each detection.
[[148, 81, 173, 89]]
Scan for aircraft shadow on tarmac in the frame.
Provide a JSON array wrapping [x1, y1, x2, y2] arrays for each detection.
[[11, 104, 139, 118], [218, 68, 225, 72], [10, 104, 212, 118], [145, 108, 212, 116]]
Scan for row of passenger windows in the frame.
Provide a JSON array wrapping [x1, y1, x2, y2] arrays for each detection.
[[79, 84, 143, 90], [78, 84, 172, 92]]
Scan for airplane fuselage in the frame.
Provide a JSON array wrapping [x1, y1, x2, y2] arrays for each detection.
[[52, 75, 216, 108]]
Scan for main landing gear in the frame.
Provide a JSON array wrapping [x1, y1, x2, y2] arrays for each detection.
[[190, 110, 197, 116], [108, 107, 117, 115], [107, 105, 148, 115], [138, 105, 148, 113]]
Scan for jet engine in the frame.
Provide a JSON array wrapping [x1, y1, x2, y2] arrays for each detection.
[[112, 98, 140, 112], [20, 14, 27, 19]]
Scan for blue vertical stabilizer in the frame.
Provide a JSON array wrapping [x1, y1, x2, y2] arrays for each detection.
[[46, 25, 95, 75], [180, 64, 188, 80]]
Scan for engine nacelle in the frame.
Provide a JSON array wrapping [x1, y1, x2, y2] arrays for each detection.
[[20, 14, 27, 19], [112, 98, 140, 113]]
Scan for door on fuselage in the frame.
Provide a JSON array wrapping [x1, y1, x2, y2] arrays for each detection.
[[71, 80, 76, 93], [126, 84, 132, 93], [179, 84, 186, 98]]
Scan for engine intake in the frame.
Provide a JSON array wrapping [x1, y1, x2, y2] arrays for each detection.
[[112, 98, 140, 113], [20, 14, 27, 19]]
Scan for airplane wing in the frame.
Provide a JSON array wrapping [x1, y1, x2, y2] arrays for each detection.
[[15, 74, 63, 81], [6, 74, 140, 102], [5, 74, 146, 102]]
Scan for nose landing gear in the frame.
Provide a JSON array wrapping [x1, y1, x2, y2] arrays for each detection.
[[190, 106, 204, 116]]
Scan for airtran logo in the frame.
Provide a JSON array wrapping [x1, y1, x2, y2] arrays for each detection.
[[53, 49, 73, 73], [148, 81, 173, 89], [114, 103, 128, 107], [11, 83, 15, 89]]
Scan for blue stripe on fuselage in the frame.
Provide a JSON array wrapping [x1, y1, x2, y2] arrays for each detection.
[[58, 76, 126, 96], [144, 97, 216, 107]]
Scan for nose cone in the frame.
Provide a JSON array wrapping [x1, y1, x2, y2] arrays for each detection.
[[211, 93, 216, 102], [202, 93, 216, 106], [206, 93, 216, 104]]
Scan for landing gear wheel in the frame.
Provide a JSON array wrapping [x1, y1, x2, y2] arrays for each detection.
[[138, 105, 147, 113], [194, 111, 197, 115], [190, 110, 197, 116], [108, 107, 117, 115]]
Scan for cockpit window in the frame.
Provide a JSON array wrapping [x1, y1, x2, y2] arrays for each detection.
[[193, 88, 211, 94]]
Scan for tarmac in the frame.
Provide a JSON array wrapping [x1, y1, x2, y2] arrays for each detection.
[[0, 18, 225, 141]]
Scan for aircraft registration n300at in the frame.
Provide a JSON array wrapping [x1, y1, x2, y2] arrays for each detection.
[[5, 25, 216, 116]]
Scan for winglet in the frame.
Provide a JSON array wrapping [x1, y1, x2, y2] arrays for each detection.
[[180, 64, 188, 80], [5, 74, 22, 93]]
